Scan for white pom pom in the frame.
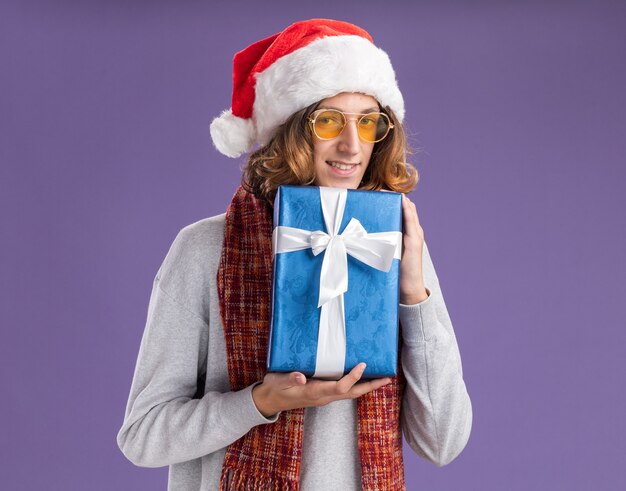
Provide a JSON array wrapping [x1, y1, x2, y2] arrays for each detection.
[[209, 109, 255, 158]]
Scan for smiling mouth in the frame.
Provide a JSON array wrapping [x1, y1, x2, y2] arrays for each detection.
[[327, 161, 358, 170]]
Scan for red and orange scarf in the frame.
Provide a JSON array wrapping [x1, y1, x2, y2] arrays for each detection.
[[217, 186, 405, 490]]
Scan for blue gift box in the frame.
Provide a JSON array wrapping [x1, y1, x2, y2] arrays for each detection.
[[268, 185, 402, 379]]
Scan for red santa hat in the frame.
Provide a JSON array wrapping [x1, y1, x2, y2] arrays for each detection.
[[210, 18, 405, 158]]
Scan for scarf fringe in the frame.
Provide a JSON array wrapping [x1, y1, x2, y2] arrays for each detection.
[[220, 467, 299, 491]]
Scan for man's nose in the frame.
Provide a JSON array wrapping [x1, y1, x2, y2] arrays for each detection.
[[337, 119, 361, 154]]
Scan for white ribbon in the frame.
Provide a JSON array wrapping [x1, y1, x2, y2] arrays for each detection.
[[273, 187, 402, 379]]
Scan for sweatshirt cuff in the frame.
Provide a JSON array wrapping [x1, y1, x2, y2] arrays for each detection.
[[248, 382, 281, 423], [399, 288, 448, 345], [223, 383, 280, 431]]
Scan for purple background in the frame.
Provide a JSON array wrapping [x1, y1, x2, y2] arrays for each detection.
[[2, 1, 625, 489]]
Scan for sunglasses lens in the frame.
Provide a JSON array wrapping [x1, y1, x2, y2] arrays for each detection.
[[358, 113, 390, 143], [313, 110, 345, 139]]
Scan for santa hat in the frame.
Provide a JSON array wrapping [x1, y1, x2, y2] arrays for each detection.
[[210, 18, 405, 158]]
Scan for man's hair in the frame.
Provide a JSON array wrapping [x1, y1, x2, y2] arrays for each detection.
[[242, 101, 419, 203]]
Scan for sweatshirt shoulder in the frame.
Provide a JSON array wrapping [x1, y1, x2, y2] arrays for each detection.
[[155, 214, 225, 301], [176, 213, 226, 252], [169, 213, 225, 256]]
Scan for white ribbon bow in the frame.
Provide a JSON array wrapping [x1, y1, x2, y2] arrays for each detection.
[[272, 187, 402, 379]]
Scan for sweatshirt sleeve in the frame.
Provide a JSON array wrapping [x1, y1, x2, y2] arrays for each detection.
[[116, 224, 278, 468], [399, 240, 473, 467]]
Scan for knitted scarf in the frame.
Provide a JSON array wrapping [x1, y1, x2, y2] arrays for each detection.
[[217, 186, 406, 490]]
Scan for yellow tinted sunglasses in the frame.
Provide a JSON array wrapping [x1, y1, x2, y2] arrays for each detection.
[[308, 109, 394, 143]]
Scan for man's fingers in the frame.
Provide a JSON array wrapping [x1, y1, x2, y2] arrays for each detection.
[[402, 194, 424, 243], [286, 372, 306, 388], [271, 371, 307, 390], [402, 195, 420, 225], [348, 377, 393, 398], [334, 363, 367, 394]]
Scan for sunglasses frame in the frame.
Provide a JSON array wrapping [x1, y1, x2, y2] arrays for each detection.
[[308, 109, 394, 143]]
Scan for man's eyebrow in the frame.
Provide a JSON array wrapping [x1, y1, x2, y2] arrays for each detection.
[[317, 106, 380, 113]]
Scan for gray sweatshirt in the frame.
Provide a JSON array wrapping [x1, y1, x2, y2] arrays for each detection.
[[117, 214, 472, 490]]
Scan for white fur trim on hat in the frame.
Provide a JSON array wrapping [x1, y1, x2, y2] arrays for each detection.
[[209, 109, 256, 158], [253, 35, 404, 147]]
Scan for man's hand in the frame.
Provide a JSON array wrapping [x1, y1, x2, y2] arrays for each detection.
[[252, 363, 392, 418]]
